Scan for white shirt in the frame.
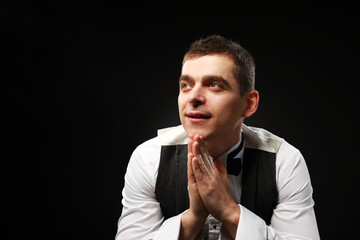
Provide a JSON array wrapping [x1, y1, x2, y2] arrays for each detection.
[[115, 125, 320, 240]]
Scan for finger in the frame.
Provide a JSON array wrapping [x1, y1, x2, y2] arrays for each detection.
[[193, 141, 213, 181], [188, 136, 194, 154], [192, 135, 215, 179], [214, 158, 230, 191], [188, 135, 196, 184], [187, 152, 196, 184], [193, 135, 214, 178], [214, 158, 228, 179], [192, 156, 204, 182], [198, 136, 216, 175]]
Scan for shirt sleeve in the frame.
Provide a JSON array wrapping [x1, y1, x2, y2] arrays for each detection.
[[235, 141, 320, 240], [115, 139, 183, 240]]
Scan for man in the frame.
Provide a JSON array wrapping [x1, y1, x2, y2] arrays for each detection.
[[115, 35, 320, 239]]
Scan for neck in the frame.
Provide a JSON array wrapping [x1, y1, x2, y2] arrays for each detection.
[[205, 124, 242, 159]]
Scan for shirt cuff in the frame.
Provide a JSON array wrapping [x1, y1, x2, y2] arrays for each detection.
[[152, 211, 185, 240], [235, 205, 267, 240]]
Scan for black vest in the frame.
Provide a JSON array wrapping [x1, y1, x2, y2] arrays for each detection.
[[155, 144, 278, 225]]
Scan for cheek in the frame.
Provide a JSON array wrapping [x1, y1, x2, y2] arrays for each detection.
[[178, 94, 186, 110], [218, 98, 243, 118]]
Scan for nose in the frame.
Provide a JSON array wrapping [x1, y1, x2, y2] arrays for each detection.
[[188, 85, 206, 107]]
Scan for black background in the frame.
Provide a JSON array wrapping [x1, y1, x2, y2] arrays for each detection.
[[2, 3, 359, 240]]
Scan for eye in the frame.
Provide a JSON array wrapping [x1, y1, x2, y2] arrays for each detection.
[[209, 82, 224, 90], [210, 83, 220, 88], [180, 82, 192, 91]]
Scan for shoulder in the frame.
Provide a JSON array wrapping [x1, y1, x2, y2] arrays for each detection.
[[242, 124, 284, 153], [131, 135, 162, 162], [242, 124, 304, 176], [157, 125, 188, 146], [243, 125, 301, 156], [129, 124, 187, 168]]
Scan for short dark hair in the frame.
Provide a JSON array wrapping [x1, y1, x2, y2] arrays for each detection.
[[183, 35, 255, 95]]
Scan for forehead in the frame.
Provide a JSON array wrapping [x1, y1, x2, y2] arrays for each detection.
[[181, 55, 236, 81]]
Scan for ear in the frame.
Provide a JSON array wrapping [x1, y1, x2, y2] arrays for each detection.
[[241, 90, 259, 118]]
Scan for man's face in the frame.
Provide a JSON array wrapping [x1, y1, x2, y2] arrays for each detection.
[[178, 54, 248, 142]]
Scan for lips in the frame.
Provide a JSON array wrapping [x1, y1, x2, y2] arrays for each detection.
[[185, 111, 212, 122]]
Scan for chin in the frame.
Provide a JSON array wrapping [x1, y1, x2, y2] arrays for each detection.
[[184, 126, 211, 139]]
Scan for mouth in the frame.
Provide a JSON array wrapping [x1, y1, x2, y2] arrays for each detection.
[[185, 111, 212, 123]]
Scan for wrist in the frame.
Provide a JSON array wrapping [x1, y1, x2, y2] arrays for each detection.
[[180, 210, 208, 240], [182, 209, 208, 227], [219, 204, 240, 239]]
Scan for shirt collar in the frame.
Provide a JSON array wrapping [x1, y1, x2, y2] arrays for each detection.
[[218, 131, 245, 168]]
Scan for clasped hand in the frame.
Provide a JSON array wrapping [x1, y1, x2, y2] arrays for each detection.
[[187, 134, 240, 228]]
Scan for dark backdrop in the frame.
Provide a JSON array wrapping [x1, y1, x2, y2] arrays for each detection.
[[2, 3, 359, 240]]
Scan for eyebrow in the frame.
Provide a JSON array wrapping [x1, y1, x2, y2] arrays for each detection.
[[179, 74, 193, 82], [202, 75, 232, 89], [179, 74, 231, 88]]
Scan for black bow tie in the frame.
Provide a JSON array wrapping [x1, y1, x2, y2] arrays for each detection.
[[226, 133, 244, 175]]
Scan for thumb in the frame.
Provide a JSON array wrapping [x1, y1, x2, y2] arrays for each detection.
[[214, 158, 227, 177]]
